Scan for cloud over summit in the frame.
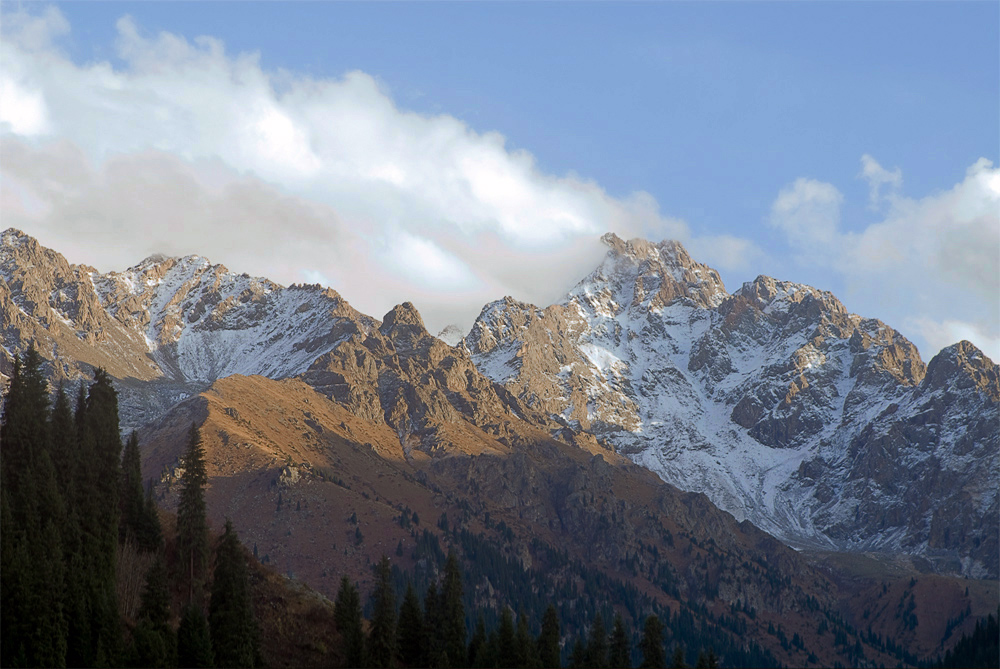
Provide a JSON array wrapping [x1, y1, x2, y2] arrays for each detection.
[[0, 6, 694, 331]]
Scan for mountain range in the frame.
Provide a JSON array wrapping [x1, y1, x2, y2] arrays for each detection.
[[2, 227, 997, 665]]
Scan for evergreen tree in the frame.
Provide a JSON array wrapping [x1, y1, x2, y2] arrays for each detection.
[[609, 613, 630, 669], [85, 368, 123, 561], [47, 379, 93, 667], [83, 368, 126, 666], [368, 555, 397, 668], [423, 581, 443, 667], [62, 507, 90, 668], [639, 616, 665, 669], [335, 575, 365, 668], [569, 638, 586, 669], [397, 580, 424, 667], [694, 650, 707, 669], [669, 645, 686, 669], [468, 614, 488, 668], [28, 454, 69, 667], [586, 612, 608, 668], [516, 608, 541, 668], [209, 519, 260, 668], [120, 431, 147, 546], [481, 629, 501, 669], [1, 347, 50, 510], [498, 606, 517, 669], [0, 485, 26, 668], [129, 554, 175, 668], [140, 481, 164, 551], [177, 423, 210, 600], [441, 550, 466, 666], [48, 382, 76, 494], [537, 604, 561, 669], [1, 348, 69, 667], [178, 603, 215, 668], [63, 377, 99, 663]]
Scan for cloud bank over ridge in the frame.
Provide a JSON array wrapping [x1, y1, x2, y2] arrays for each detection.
[[768, 156, 1000, 361], [0, 7, 703, 332], [2, 6, 997, 360]]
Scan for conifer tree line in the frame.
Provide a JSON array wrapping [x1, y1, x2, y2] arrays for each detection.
[[1, 347, 259, 668], [334, 549, 706, 669]]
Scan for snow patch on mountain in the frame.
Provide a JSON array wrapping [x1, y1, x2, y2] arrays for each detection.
[[464, 233, 998, 577]]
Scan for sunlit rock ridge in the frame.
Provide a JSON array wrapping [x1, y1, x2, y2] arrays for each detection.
[[2, 227, 996, 579], [464, 233, 998, 578]]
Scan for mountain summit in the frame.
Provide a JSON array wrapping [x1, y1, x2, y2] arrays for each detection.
[[464, 233, 997, 577], [2, 228, 996, 579]]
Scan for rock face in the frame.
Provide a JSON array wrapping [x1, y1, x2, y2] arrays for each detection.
[[4, 228, 996, 580], [464, 233, 998, 578], [140, 372, 882, 668], [1, 228, 376, 427]]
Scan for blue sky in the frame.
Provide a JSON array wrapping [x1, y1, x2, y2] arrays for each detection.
[[2, 1, 998, 359]]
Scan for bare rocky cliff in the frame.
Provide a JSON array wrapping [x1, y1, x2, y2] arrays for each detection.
[[1, 228, 376, 427], [4, 228, 995, 580], [463, 233, 998, 578]]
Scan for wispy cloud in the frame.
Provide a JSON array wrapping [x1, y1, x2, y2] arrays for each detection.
[[0, 6, 714, 332], [769, 156, 1000, 361]]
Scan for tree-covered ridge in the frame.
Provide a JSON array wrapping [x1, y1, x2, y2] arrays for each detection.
[[3, 348, 987, 668], [928, 609, 999, 669], [332, 546, 724, 669], [2, 349, 126, 666], [0, 348, 258, 668]]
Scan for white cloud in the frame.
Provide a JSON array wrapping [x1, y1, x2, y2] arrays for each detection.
[[1, 7, 725, 332], [908, 318, 1000, 364], [859, 154, 902, 209], [770, 156, 1000, 361], [768, 177, 843, 253], [687, 234, 765, 273]]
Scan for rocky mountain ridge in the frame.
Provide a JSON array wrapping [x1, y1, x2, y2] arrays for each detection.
[[1, 228, 376, 426], [463, 233, 998, 578], [2, 227, 996, 581]]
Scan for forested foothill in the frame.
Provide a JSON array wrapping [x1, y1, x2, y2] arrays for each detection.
[[1, 348, 258, 668], [3, 347, 998, 669]]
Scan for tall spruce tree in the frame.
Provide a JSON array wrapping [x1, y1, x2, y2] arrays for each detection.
[[639, 616, 665, 669], [423, 581, 442, 667], [367, 555, 397, 668], [669, 646, 686, 669], [441, 550, 466, 666], [83, 368, 125, 666], [537, 604, 561, 669], [0, 347, 68, 667], [498, 606, 517, 669], [335, 575, 365, 668], [177, 423, 210, 600], [120, 431, 147, 546], [586, 613, 608, 669], [129, 554, 176, 668], [569, 638, 586, 669], [397, 581, 424, 667], [468, 614, 487, 668], [609, 614, 630, 669], [140, 481, 164, 551], [178, 603, 215, 668], [516, 608, 541, 668], [49, 383, 76, 493], [209, 519, 260, 668], [1, 347, 50, 508]]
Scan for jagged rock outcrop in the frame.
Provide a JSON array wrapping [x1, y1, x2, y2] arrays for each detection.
[[1, 228, 375, 427], [302, 301, 602, 460], [463, 233, 998, 577], [4, 228, 995, 579]]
